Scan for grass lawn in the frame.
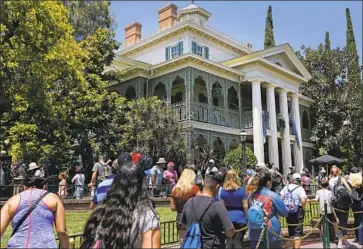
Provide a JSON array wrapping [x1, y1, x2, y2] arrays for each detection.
[[0, 207, 175, 248]]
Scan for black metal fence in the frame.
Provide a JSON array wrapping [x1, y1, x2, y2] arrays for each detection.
[[0, 184, 176, 200]]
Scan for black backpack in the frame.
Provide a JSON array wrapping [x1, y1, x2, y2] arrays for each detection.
[[332, 177, 352, 208]]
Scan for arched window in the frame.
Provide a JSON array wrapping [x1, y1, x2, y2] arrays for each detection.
[[125, 86, 136, 100]]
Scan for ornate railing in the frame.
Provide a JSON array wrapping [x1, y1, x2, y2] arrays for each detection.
[[226, 109, 240, 129], [242, 110, 253, 129], [302, 128, 312, 142], [210, 106, 226, 126], [193, 103, 209, 123], [171, 102, 186, 121]]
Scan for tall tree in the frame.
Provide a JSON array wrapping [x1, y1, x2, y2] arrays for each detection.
[[344, 8, 363, 163], [298, 42, 349, 162], [264, 5, 276, 49], [62, 0, 115, 41], [324, 31, 331, 51], [120, 97, 186, 165], [0, 0, 87, 164]]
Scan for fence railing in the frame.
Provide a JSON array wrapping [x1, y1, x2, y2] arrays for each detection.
[[54, 201, 325, 248], [0, 184, 176, 200]]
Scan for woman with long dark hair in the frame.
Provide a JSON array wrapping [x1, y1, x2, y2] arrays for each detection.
[[0, 174, 69, 248], [246, 170, 289, 249], [81, 162, 160, 249]]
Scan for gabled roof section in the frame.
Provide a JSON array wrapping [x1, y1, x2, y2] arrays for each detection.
[[223, 43, 312, 80]]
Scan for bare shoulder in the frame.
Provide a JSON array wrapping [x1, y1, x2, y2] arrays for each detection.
[[43, 192, 62, 211]]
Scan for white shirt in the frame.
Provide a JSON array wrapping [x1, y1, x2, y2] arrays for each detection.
[[315, 189, 333, 214], [72, 173, 85, 186], [280, 184, 307, 207], [329, 176, 339, 192], [205, 166, 218, 175]]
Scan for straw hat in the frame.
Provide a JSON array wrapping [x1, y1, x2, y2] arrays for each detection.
[[27, 162, 40, 171]]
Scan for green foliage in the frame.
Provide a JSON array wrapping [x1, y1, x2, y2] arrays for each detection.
[[0, 0, 87, 164], [62, 0, 115, 41], [120, 97, 186, 164], [344, 8, 363, 163], [264, 5, 275, 49], [224, 145, 257, 177], [324, 32, 330, 51]]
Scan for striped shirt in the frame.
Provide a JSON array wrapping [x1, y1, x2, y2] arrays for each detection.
[[92, 175, 116, 204]]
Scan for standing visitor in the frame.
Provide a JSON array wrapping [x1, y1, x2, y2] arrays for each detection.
[[71, 166, 85, 199], [314, 178, 339, 245], [181, 171, 235, 249], [347, 167, 363, 245], [286, 166, 296, 183], [57, 172, 68, 198], [81, 162, 160, 249], [170, 167, 200, 243], [317, 167, 327, 183], [27, 162, 43, 177], [280, 173, 307, 249], [90, 159, 119, 210], [329, 165, 352, 248], [247, 170, 289, 249], [0, 175, 69, 248], [88, 156, 105, 190], [301, 170, 311, 195], [219, 170, 248, 249], [163, 161, 178, 186], [151, 158, 166, 196], [205, 159, 218, 175]]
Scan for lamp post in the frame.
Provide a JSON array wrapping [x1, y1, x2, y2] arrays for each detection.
[[240, 130, 247, 179]]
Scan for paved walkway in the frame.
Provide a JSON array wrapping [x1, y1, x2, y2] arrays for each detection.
[[301, 239, 362, 248]]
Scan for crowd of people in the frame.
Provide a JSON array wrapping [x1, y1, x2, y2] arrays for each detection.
[[0, 151, 362, 249]]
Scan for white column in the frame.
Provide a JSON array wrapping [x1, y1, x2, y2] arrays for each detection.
[[238, 83, 243, 129], [279, 89, 292, 175], [292, 93, 304, 173], [252, 80, 264, 165], [266, 85, 279, 169]]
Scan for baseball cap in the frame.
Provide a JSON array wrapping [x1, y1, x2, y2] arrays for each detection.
[[292, 173, 301, 180], [208, 159, 215, 164], [350, 167, 359, 173]]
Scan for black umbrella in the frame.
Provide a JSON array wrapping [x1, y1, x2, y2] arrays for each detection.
[[309, 155, 345, 165]]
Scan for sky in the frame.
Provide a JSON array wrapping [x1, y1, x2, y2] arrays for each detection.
[[110, 1, 363, 61]]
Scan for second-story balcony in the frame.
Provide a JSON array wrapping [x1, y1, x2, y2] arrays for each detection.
[[171, 102, 255, 130]]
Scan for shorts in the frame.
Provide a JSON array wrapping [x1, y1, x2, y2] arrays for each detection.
[[286, 207, 304, 237]]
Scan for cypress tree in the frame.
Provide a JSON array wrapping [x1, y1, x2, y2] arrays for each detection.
[[345, 8, 363, 163], [264, 5, 275, 49], [324, 31, 331, 51]]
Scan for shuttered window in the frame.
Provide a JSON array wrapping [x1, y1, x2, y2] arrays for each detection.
[[165, 47, 170, 61], [204, 46, 209, 59], [192, 41, 209, 59]]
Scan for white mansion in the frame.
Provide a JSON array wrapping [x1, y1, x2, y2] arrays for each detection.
[[107, 2, 315, 175]]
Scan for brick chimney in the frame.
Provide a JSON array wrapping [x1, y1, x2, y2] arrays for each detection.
[[158, 3, 178, 31], [124, 22, 142, 47]]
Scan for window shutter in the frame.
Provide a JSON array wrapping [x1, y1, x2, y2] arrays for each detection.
[[204, 46, 209, 59], [192, 41, 197, 54], [165, 47, 170, 61], [178, 41, 183, 56]]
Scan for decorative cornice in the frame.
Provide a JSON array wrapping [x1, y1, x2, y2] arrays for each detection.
[[118, 20, 252, 57]]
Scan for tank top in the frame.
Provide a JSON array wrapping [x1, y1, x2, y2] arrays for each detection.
[[7, 189, 57, 248]]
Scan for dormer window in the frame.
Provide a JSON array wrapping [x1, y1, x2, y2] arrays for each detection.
[[192, 41, 209, 59], [165, 41, 183, 61]]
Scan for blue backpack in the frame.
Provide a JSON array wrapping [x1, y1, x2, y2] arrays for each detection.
[[247, 196, 269, 230], [180, 199, 215, 249]]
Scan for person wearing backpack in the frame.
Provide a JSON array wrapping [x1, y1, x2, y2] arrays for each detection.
[[181, 171, 235, 249], [329, 165, 352, 248], [246, 170, 289, 249], [280, 173, 307, 249], [347, 167, 363, 245]]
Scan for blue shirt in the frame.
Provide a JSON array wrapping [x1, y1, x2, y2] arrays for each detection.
[[92, 174, 116, 204], [219, 187, 248, 224], [248, 187, 289, 241]]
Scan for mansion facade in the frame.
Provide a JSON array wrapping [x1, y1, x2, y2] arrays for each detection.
[[107, 2, 315, 175]]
